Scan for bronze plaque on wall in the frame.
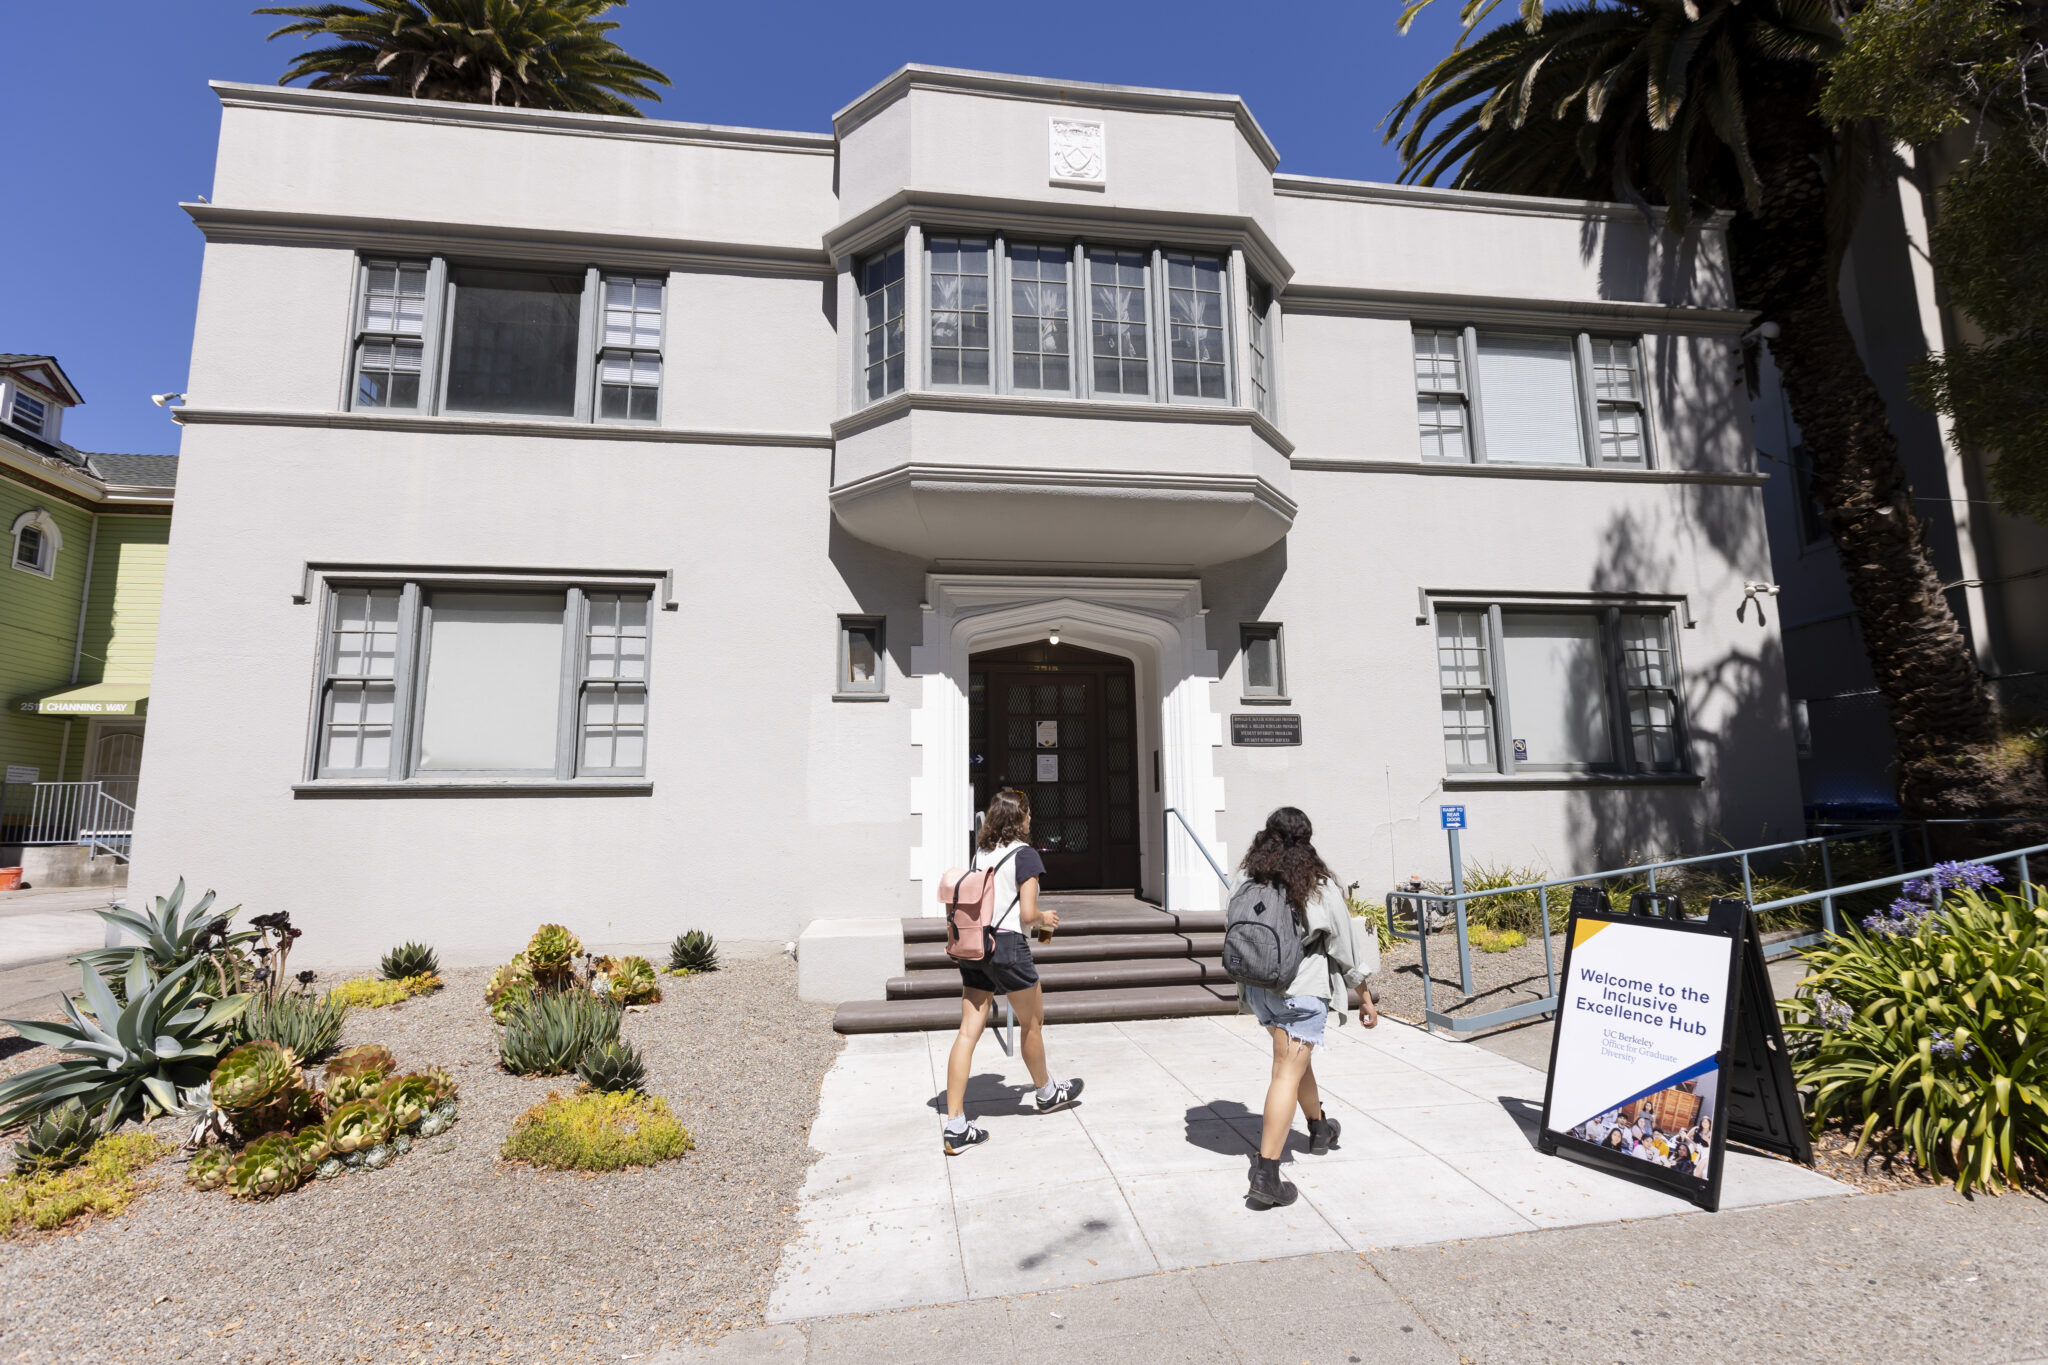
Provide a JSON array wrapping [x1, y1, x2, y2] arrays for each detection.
[[1230, 714, 1302, 746]]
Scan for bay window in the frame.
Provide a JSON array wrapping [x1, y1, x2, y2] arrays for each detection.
[[348, 257, 665, 424], [1435, 602, 1687, 776], [312, 580, 652, 783], [1414, 327, 1653, 468], [1008, 243, 1072, 393], [860, 246, 906, 401]]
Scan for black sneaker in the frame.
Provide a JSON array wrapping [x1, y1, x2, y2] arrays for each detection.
[[943, 1122, 989, 1156], [1034, 1078, 1085, 1114]]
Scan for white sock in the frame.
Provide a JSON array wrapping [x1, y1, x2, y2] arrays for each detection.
[[1037, 1080, 1059, 1101], [945, 1114, 968, 1134]]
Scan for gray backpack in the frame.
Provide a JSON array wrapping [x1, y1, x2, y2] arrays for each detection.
[[1221, 879, 1305, 991]]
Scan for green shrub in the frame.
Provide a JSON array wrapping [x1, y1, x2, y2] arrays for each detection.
[[236, 988, 347, 1061], [0, 1133, 170, 1236], [379, 941, 440, 981], [1469, 924, 1527, 954], [577, 1039, 648, 1093], [667, 930, 719, 974], [1346, 893, 1395, 953], [1787, 886, 2048, 1193], [1460, 862, 1564, 935], [499, 989, 621, 1076], [329, 974, 441, 1010], [502, 1090, 693, 1171]]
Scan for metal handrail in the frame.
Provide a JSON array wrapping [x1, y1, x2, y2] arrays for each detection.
[[1385, 825, 1904, 1035], [81, 789, 136, 863], [1751, 841, 2045, 949], [1161, 806, 1231, 914]]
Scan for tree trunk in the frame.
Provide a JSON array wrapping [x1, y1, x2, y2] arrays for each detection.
[[1728, 72, 2043, 827]]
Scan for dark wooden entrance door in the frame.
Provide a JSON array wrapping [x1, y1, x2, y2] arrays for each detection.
[[969, 643, 1140, 892]]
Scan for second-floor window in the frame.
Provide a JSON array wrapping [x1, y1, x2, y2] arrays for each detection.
[[1246, 283, 1274, 420], [350, 257, 664, 424], [1413, 327, 1652, 469], [860, 246, 906, 402], [8, 390, 48, 436]]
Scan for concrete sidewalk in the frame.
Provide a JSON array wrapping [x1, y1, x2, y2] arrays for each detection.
[[767, 1014, 1847, 1323], [0, 886, 118, 1017], [666, 1183, 2048, 1364]]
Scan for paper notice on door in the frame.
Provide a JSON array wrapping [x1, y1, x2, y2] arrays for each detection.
[[1036, 753, 1059, 782], [1037, 720, 1059, 748]]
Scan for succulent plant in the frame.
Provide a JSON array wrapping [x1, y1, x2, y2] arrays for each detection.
[[362, 1142, 396, 1170], [392, 1133, 413, 1156], [609, 956, 662, 1006], [236, 989, 347, 1062], [417, 1099, 459, 1138], [74, 879, 255, 987], [13, 1099, 98, 1173], [315, 1156, 346, 1180], [499, 988, 621, 1076], [576, 1039, 648, 1094], [667, 930, 719, 974], [185, 1146, 233, 1191], [0, 952, 250, 1132], [321, 1044, 398, 1104], [229, 1132, 310, 1199], [207, 1040, 318, 1136], [485, 955, 535, 1022], [323, 1098, 395, 1154], [379, 941, 441, 981], [172, 1082, 236, 1150], [293, 1123, 333, 1166], [415, 1066, 459, 1106], [399, 972, 443, 996], [375, 1074, 441, 1131], [526, 925, 583, 986]]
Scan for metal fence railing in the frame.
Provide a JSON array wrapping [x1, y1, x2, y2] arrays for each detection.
[[0, 780, 135, 860]]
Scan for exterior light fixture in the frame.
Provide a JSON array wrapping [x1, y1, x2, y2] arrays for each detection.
[[1049, 626, 1061, 646]]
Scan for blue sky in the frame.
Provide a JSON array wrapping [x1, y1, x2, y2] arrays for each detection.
[[1, 1, 1469, 455]]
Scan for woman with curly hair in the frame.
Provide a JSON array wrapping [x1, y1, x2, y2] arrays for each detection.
[[1235, 807, 1376, 1207]]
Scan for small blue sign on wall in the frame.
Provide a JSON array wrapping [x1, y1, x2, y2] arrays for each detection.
[[1440, 804, 1467, 830]]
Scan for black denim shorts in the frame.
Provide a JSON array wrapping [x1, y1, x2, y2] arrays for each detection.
[[958, 928, 1040, 995]]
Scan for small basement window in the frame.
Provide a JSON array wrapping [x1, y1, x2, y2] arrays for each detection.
[[1240, 623, 1286, 700], [838, 616, 886, 695]]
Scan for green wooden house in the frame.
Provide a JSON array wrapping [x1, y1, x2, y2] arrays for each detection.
[[0, 355, 175, 886]]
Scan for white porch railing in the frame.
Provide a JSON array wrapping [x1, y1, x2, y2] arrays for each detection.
[[0, 781, 134, 861]]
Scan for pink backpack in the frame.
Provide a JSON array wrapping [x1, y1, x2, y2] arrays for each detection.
[[936, 846, 1023, 962]]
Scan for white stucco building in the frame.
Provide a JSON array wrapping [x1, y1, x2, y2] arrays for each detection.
[[133, 66, 1803, 965]]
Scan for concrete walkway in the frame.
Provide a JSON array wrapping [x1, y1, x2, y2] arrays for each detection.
[[767, 1012, 1849, 1323]]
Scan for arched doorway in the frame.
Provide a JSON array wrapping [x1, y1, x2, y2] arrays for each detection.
[[970, 642, 1140, 891]]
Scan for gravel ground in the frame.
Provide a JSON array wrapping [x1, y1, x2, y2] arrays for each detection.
[[1370, 930, 1566, 1029], [0, 954, 841, 1364]]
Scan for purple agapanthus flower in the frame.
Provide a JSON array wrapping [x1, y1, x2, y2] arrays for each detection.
[[1862, 860, 2002, 940], [1929, 1028, 1979, 1063]]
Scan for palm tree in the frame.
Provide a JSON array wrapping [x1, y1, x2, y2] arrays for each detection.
[[1386, 0, 2045, 824], [257, 0, 671, 117]]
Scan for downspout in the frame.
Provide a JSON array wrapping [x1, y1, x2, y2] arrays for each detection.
[[65, 515, 99, 781]]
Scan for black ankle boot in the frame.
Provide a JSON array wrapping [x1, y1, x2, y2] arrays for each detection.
[[1246, 1156, 1298, 1207], [1307, 1114, 1341, 1155]]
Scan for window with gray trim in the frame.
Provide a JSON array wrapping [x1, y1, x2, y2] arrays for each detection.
[[1247, 283, 1274, 420], [838, 616, 885, 695], [860, 247, 906, 402], [9, 390, 48, 436], [312, 581, 653, 781], [928, 238, 991, 387], [1008, 243, 1071, 392], [1435, 603, 1686, 775], [347, 257, 665, 424], [1166, 253, 1228, 401], [1089, 247, 1152, 396], [1240, 623, 1286, 699], [1413, 327, 1652, 468]]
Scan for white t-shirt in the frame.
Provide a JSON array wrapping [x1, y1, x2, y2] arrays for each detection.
[[974, 839, 1045, 933]]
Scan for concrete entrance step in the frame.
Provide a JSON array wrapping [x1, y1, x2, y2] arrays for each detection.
[[904, 930, 1225, 971], [886, 955, 1232, 999], [834, 982, 1240, 1033], [901, 898, 1223, 944]]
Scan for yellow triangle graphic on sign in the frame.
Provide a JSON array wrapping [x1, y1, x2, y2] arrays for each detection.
[[1573, 920, 1609, 948]]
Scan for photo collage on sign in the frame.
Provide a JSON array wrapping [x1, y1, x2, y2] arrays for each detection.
[[1569, 1069, 1718, 1182]]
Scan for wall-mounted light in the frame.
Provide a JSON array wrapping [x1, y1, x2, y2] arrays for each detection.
[[1049, 625, 1061, 646]]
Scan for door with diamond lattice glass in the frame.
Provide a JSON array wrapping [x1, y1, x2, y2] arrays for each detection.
[[968, 643, 1139, 891]]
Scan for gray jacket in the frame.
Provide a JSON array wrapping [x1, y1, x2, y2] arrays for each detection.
[[1233, 879, 1373, 1022]]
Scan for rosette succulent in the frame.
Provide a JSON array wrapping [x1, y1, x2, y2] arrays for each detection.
[[228, 1132, 309, 1199], [321, 1044, 397, 1104], [13, 1100, 98, 1173], [576, 1039, 647, 1094], [609, 956, 661, 1006], [499, 988, 621, 1075], [379, 941, 440, 981], [209, 1040, 312, 1136], [185, 1146, 233, 1191], [526, 925, 583, 986], [376, 1074, 441, 1131], [323, 1098, 395, 1155], [486, 955, 535, 1022], [293, 1123, 333, 1166], [667, 930, 719, 974], [417, 1099, 460, 1138]]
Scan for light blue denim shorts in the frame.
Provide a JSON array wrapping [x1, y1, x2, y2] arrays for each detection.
[[1242, 985, 1328, 1047]]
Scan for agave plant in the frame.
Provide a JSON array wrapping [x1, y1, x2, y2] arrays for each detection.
[[229, 1132, 309, 1200], [380, 941, 440, 981], [576, 1038, 647, 1094], [321, 1044, 398, 1105], [74, 879, 255, 995], [609, 955, 661, 1006], [237, 988, 348, 1061], [499, 988, 620, 1076], [667, 930, 718, 974], [12, 1099, 98, 1174], [0, 953, 250, 1133], [526, 925, 583, 987]]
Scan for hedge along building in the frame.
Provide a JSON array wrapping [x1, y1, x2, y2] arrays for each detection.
[[133, 67, 1803, 968], [1, 355, 177, 885]]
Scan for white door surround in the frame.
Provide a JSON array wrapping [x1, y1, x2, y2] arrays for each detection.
[[908, 574, 1227, 914]]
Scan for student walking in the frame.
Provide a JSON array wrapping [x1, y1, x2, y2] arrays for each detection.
[[942, 788, 1084, 1155], [1230, 807, 1377, 1207]]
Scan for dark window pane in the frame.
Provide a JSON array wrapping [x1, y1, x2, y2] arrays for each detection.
[[445, 269, 581, 416]]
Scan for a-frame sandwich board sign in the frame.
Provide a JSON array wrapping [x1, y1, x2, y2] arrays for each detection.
[[1536, 886, 1808, 1211]]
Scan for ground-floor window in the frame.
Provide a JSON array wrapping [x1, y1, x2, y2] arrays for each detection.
[[313, 580, 650, 782], [1435, 601, 1686, 776]]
